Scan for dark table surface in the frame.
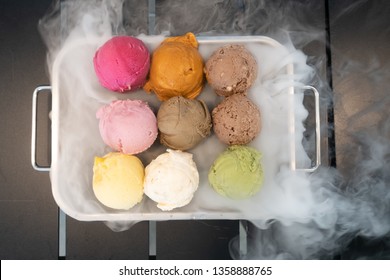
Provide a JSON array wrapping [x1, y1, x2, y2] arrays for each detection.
[[0, 0, 389, 259]]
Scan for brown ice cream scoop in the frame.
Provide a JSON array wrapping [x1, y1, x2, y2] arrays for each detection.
[[157, 96, 212, 150], [204, 44, 257, 97], [212, 94, 261, 145]]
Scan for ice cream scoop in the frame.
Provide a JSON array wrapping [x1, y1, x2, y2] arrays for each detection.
[[93, 152, 144, 210], [204, 44, 257, 97], [157, 96, 212, 150], [144, 149, 199, 211], [212, 94, 261, 145], [143, 32, 204, 101], [96, 99, 158, 154], [208, 145, 264, 199], [93, 36, 150, 92]]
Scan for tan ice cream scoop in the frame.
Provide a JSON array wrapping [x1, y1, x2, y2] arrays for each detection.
[[157, 96, 212, 150]]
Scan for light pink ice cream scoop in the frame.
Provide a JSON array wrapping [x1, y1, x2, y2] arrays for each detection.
[[93, 36, 150, 93], [96, 100, 158, 154]]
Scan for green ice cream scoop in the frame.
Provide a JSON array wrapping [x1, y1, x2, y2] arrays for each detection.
[[208, 145, 264, 199]]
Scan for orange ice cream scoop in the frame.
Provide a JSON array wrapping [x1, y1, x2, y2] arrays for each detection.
[[144, 33, 204, 101]]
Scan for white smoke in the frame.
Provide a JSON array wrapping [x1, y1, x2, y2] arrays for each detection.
[[38, 0, 390, 258]]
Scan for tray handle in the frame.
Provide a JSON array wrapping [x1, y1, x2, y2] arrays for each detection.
[[31, 85, 52, 172], [294, 85, 321, 172]]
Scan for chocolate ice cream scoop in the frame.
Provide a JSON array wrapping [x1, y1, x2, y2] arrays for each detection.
[[212, 94, 261, 145], [204, 44, 257, 97], [157, 96, 212, 150]]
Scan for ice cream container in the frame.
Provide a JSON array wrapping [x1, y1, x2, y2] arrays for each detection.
[[32, 36, 321, 221]]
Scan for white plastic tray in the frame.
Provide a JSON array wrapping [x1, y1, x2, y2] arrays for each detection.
[[32, 35, 320, 222]]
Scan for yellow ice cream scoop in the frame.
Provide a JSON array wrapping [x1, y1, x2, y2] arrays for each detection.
[[93, 152, 144, 210], [144, 32, 204, 101]]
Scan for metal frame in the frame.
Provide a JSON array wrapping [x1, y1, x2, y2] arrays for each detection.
[[31, 86, 51, 172], [148, 0, 157, 261], [32, 85, 67, 259]]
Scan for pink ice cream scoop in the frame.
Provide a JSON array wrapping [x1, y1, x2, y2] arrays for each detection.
[[96, 100, 158, 154], [93, 36, 150, 93]]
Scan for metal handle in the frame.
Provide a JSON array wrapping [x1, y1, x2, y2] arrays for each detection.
[[31, 85, 52, 172], [294, 85, 321, 172]]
